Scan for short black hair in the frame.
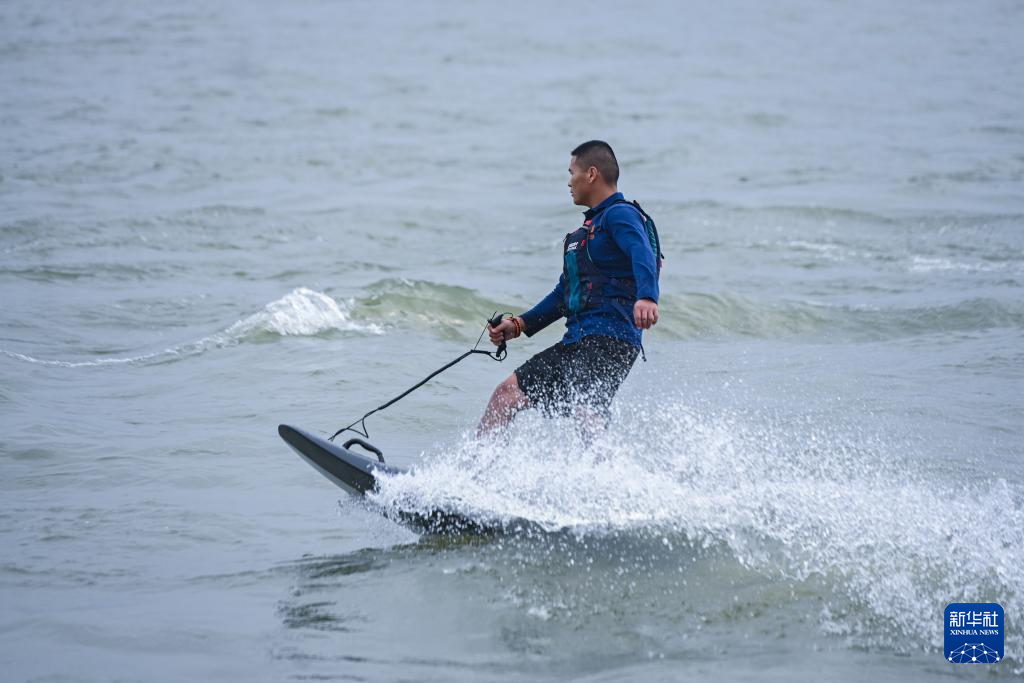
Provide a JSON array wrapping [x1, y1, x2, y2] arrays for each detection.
[[571, 140, 619, 184]]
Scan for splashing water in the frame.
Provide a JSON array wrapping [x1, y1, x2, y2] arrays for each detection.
[[368, 398, 1024, 665]]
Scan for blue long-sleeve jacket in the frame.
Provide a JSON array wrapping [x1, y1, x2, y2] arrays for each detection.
[[520, 192, 659, 348]]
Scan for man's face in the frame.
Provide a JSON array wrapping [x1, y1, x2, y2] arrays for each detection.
[[567, 156, 593, 207]]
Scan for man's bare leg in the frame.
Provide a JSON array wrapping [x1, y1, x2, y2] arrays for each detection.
[[572, 403, 610, 448], [477, 373, 528, 436]]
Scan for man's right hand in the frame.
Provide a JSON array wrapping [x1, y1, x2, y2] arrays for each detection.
[[488, 317, 522, 346]]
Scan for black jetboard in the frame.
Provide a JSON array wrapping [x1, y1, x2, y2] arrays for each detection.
[[278, 424, 535, 535], [278, 424, 401, 495]]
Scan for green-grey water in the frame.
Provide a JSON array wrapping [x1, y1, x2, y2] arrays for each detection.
[[2, 1, 1022, 680]]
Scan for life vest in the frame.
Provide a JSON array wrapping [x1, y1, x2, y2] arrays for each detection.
[[562, 199, 663, 315]]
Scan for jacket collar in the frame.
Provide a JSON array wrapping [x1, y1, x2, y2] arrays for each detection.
[[583, 192, 624, 221]]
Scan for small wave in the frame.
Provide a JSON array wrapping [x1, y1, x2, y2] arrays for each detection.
[[0, 287, 381, 368], [716, 201, 898, 225], [907, 255, 1009, 274], [2, 264, 159, 282], [658, 293, 1024, 340], [351, 278, 511, 337], [349, 279, 1022, 342], [345, 279, 1024, 341], [224, 287, 380, 338], [0, 348, 167, 368]]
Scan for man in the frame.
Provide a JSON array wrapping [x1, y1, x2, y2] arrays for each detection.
[[477, 140, 660, 435]]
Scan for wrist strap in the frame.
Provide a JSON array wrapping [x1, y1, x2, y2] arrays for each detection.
[[508, 315, 522, 338]]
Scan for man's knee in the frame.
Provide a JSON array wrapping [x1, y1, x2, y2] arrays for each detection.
[[499, 373, 520, 392], [495, 373, 525, 404], [478, 373, 528, 435]]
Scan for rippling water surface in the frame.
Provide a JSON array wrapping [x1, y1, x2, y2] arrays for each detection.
[[2, 1, 1022, 681]]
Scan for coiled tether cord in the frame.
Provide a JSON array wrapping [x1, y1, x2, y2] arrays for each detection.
[[329, 312, 510, 442]]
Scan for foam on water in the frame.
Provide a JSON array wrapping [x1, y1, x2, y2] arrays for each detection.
[[224, 287, 380, 338], [907, 255, 1010, 274], [0, 287, 381, 368], [369, 399, 1024, 666]]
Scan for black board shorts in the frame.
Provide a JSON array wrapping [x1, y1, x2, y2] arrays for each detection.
[[513, 335, 640, 417]]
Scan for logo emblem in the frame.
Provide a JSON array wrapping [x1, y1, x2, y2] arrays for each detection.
[[945, 603, 1003, 664]]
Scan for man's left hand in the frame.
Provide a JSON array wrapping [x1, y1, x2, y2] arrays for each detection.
[[634, 299, 659, 329]]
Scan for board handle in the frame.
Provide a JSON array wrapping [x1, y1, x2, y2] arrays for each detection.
[[342, 437, 385, 463]]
